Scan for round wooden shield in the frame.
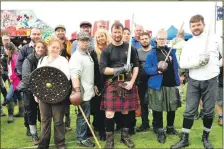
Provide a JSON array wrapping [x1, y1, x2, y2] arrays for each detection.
[[29, 66, 71, 104]]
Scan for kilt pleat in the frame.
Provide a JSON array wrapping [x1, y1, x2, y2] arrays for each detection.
[[100, 80, 139, 111]]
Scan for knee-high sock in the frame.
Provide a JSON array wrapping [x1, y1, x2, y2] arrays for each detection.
[[182, 118, 194, 133], [105, 117, 114, 132]]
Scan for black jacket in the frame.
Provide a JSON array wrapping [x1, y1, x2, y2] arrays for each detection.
[[90, 50, 103, 90], [17, 52, 39, 91], [16, 44, 34, 77]]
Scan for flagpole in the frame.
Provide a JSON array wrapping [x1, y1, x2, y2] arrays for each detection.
[[214, 1, 217, 34]]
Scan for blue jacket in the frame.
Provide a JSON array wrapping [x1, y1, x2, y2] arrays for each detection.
[[144, 47, 180, 90], [131, 37, 142, 50]]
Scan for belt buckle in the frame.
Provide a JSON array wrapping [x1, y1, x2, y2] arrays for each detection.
[[118, 74, 125, 81]]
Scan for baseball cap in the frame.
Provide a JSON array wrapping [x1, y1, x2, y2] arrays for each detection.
[[80, 21, 92, 28], [76, 31, 90, 40], [55, 24, 66, 31]]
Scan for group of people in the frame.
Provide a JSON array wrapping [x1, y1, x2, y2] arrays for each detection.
[[0, 14, 223, 149]]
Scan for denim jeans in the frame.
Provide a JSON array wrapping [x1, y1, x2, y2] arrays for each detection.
[[76, 101, 90, 141], [6, 85, 22, 102]]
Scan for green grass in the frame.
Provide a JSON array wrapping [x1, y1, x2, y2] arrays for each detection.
[[1, 102, 223, 148]]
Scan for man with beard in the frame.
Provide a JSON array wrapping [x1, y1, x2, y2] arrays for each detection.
[[132, 24, 144, 50], [69, 31, 96, 148], [171, 14, 223, 149], [16, 28, 41, 78], [96, 20, 107, 30], [54, 25, 72, 132], [55, 25, 72, 60], [16, 27, 41, 136], [71, 21, 95, 54], [99, 22, 139, 148], [136, 32, 151, 132]]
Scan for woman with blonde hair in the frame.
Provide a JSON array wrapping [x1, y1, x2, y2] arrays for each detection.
[[90, 28, 110, 141], [94, 29, 110, 62]]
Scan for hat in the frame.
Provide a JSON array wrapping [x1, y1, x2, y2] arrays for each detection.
[[80, 21, 92, 28], [55, 25, 66, 31], [76, 31, 90, 40]]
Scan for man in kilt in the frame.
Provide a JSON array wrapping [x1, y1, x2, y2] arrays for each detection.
[[144, 29, 181, 144], [99, 22, 139, 148]]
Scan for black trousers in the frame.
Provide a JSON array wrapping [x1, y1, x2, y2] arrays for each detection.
[[137, 76, 149, 127], [23, 90, 39, 125], [91, 95, 105, 133], [153, 110, 176, 128]]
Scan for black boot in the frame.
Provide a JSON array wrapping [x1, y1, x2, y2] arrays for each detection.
[[104, 132, 114, 149], [170, 132, 189, 149], [157, 128, 166, 144], [26, 127, 32, 136], [166, 126, 178, 135], [14, 100, 24, 117], [7, 102, 14, 123], [120, 128, 135, 148], [202, 131, 213, 149]]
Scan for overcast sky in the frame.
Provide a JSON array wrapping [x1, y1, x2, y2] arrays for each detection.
[[1, 1, 223, 39]]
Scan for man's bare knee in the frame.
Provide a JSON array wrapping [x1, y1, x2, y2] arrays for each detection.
[[121, 111, 128, 115], [105, 111, 115, 118]]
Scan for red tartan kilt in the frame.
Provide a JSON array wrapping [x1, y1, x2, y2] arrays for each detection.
[[100, 80, 139, 112]]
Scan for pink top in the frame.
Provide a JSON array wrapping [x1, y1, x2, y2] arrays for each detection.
[[8, 52, 20, 90]]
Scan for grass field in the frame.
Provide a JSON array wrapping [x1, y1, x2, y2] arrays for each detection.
[[0, 101, 223, 149]]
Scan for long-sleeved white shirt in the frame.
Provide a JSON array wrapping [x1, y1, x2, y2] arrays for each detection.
[[69, 49, 95, 101], [180, 32, 223, 81], [37, 55, 70, 80]]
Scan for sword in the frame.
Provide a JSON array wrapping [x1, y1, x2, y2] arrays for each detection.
[[165, 22, 184, 62], [126, 13, 135, 72]]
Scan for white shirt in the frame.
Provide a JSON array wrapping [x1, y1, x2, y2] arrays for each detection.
[[37, 55, 70, 80], [172, 38, 186, 65], [69, 49, 95, 101], [180, 32, 223, 80]]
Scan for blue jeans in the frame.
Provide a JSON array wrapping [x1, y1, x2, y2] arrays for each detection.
[[6, 85, 22, 102], [76, 101, 90, 141]]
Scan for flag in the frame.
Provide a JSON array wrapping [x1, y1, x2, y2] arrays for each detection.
[[217, 6, 223, 21]]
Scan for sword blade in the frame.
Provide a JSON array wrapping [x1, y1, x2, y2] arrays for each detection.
[[126, 13, 134, 67]]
